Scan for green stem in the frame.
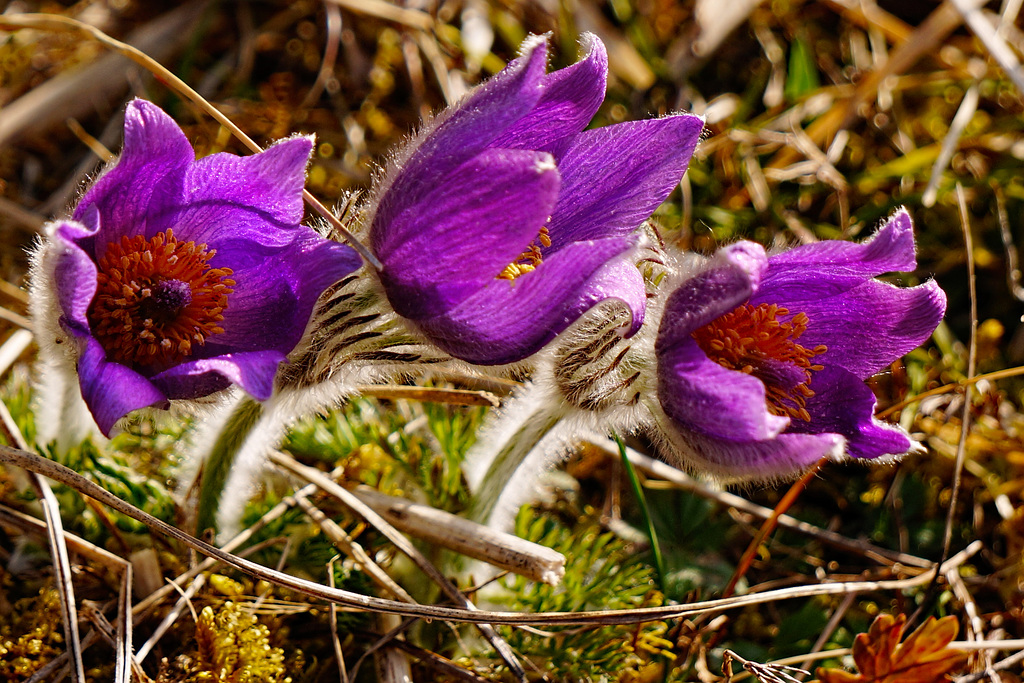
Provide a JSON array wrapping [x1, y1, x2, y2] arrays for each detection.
[[615, 433, 665, 587], [466, 407, 563, 525], [195, 397, 263, 536]]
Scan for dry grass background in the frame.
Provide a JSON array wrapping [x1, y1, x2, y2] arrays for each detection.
[[1, 0, 1023, 681]]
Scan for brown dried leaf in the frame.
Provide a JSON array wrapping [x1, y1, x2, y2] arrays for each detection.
[[815, 614, 968, 683]]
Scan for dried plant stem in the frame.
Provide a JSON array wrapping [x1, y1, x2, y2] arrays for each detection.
[[601, 439, 932, 568], [327, 556, 350, 683], [0, 12, 382, 270], [269, 450, 529, 680], [356, 384, 500, 407], [0, 442, 984, 626], [135, 574, 206, 663], [918, 183, 979, 620], [722, 458, 826, 599], [351, 485, 566, 585], [324, 0, 433, 30], [0, 401, 86, 683], [768, 1, 963, 170], [877, 364, 1024, 419], [295, 494, 416, 602]]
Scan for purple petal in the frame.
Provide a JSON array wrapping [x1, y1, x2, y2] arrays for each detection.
[[50, 218, 100, 334], [655, 241, 767, 353], [371, 37, 549, 247], [656, 337, 790, 441], [664, 425, 843, 481], [377, 148, 561, 320], [491, 33, 608, 155], [546, 114, 705, 248], [791, 365, 913, 459], [416, 237, 643, 364], [150, 350, 286, 401], [158, 135, 313, 247], [202, 233, 362, 354], [77, 338, 169, 436], [755, 279, 946, 379], [758, 210, 918, 297], [74, 99, 192, 251]]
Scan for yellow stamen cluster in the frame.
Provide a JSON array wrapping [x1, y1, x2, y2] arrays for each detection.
[[497, 225, 552, 281], [691, 303, 827, 422], [88, 229, 235, 368]]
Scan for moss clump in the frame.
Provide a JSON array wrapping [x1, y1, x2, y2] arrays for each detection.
[[159, 602, 290, 683], [0, 588, 64, 681]]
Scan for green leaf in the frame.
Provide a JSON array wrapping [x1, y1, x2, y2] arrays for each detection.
[[785, 37, 820, 101]]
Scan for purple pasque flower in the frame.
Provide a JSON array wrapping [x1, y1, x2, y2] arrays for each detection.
[[654, 210, 946, 480], [37, 99, 361, 435], [367, 34, 704, 365]]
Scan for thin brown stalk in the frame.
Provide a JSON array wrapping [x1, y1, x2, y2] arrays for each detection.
[[270, 450, 529, 680], [0, 442, 985, 625], [0, 12, 382, 270]]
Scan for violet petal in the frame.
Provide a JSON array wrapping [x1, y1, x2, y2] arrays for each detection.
[[77, 338, 169, 435], [492, 33, 608, 155], [150, 350, 286, 401], [416, 236, 643, 365], [162, 136, 313, 246], [656, 337, 791, 441], [51, 218, 100, 335], [670, 427, 844, 481], [378, 148, 561, 320], [758, 210, 918, 297], [371, 38, 549, 250], [546, 114, 705, 249], [74, 100, 192, 251], [791, 365, 913, 459], [755, 278, 946, 379], [656, 241, 767, 353], [201, 230, 362, 355]]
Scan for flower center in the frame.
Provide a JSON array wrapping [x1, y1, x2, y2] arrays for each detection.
[[691, 303, 826, 422], [497, 226, 551, 281], [88, 229, 235, 369]]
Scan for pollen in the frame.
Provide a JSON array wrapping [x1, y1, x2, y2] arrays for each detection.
[[88, 229, 235, 369], [692, 303, 827, 422], [497, 226, 551, 281]]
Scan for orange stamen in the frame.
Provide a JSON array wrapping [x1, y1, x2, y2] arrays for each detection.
[[692, 303, 827, 422], [88, 229, 235, 369]]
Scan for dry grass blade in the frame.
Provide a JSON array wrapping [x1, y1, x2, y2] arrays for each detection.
[[768, 1, 963, 170], [135, 575, 206, 663], [375, 613, 414, 682], [0, 3, 207, 148], [0, 307, 32, 330], [357, 384, 501, 407], [922, 83, 980, 207], [722, 459, 826, 599], [0, 440, 987, 626], [0, 329, 33, 377], [294, 494, 416, 602], [0, 400, 85, 683], [917, 184, 979, 618], [0, 11, 382, 270], [269, 450, 529, 681], [724, 649, 809, 683], [952, 0, 1024, 93], [323, 0, 434, 30], [30, 479, 84, 680], [595, 438, 933, 568], [327, 557, 350, 683]]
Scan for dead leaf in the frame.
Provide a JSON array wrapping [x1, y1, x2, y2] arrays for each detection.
[[814, 613, 968, 683]]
